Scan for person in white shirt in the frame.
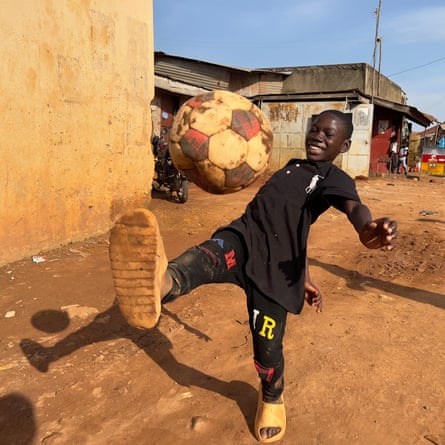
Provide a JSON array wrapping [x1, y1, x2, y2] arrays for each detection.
[[398, 143, 409, 175]]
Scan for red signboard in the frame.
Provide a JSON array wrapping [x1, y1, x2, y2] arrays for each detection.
[[421, 154, 445, 163]]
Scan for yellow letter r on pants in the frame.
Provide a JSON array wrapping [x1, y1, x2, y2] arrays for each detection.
[[259, 315, 276, 340]]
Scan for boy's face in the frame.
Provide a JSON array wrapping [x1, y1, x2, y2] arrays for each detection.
[[305, 113, 351, 162]]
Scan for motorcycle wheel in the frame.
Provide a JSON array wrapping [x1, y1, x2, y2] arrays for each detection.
[[175, 176, 189, 203]]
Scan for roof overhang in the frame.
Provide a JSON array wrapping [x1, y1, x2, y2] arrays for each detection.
[[250, 91, 362, 102], [251, 91, 436, 128], [370, 96, 436, 127], [154, 74, 209, 97]]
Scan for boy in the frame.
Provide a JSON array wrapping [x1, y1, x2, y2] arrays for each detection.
[[109, 110, 397, 443]]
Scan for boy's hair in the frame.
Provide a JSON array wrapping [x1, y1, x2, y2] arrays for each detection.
[[318, 110, 354, 139]]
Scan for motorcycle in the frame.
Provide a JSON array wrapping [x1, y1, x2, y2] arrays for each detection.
[[152, 128, 189, 203]]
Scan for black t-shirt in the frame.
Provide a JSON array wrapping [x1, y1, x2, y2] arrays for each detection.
[[225, 159, 361, 314]]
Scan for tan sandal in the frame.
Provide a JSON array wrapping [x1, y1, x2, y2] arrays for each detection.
[[109, 208, 167, 329], [254, 389, 286, 443]]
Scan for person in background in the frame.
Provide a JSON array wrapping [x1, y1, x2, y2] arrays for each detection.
[[398, 142, 409, 175], [388, 137, 398, 174]]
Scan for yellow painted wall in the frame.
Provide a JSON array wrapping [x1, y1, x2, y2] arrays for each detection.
[[0, 0, 154, 266]]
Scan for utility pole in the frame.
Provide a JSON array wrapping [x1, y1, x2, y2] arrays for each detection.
[[371, 0, 382, 103]]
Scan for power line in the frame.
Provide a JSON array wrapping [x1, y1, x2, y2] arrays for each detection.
[[388, 56, 445, 77]]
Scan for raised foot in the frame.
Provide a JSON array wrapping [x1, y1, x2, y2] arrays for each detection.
[[109, 208, 167, 329]]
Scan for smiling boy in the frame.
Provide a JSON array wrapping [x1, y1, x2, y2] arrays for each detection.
[[109, 109, 397, 443]]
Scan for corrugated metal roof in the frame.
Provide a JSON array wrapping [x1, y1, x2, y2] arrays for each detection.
[[414, 122, 445, 136], [154, 51, 286, 93], [155, 51, 269, 73], [371, 96, 436, 127], [155, 59, 230, 91]]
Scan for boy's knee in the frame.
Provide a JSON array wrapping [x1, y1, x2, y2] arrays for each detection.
[[254, 360, 275, 383], [161, 244, 222, 301]]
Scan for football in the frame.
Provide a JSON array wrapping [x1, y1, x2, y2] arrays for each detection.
[[169, 90, 273, 194]]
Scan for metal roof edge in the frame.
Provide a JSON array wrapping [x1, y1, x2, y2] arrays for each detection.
[[251, 90, 435, 127], [155, 51, 275, 74], [366, 95, 437, 127], [249, 90, 363, 102]]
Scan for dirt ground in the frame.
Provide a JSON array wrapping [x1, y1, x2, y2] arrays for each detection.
[[1, 174, 445, 445]]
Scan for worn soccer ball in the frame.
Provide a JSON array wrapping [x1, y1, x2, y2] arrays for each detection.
[[169, 90, 273, 194]]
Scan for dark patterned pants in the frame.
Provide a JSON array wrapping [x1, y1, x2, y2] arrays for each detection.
[[163, 229, 287, 402]]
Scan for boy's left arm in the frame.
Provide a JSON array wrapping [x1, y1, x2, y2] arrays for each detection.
[[333, 198, 398, 250], [304, 256, 323, 312]]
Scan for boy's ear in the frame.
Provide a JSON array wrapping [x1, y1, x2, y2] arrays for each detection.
[[340, 139, 351, 154]]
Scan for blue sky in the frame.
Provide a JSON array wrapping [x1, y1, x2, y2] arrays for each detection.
[[154, 0, 445, 128]]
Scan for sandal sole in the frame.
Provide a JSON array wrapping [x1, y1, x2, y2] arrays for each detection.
[[109, 209, 166, 329]]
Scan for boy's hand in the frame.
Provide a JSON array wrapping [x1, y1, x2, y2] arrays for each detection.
[[304, 280, 323, 312], [359, 217, 398, 250]]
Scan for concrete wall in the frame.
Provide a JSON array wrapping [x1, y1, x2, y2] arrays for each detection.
[[283, 64, 367, 95], [283, 64, 404, 104], [261, 101, 372, 178], [0, 0, 154, 266], [364, 65, 405, 103]]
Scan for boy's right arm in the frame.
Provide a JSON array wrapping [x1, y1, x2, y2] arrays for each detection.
[[331, 198, 397, 250], [358, 217, 397, 250]]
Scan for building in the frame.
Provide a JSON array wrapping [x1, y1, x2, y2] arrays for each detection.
[[412, 122, 445, 176], [1, 1, 155, 265], [153, 52, 435, 177]]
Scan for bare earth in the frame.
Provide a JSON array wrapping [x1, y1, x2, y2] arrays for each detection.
[[1, 175, 445, 445]]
